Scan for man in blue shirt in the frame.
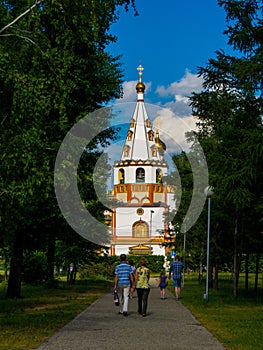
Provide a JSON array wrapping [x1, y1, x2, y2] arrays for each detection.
[[169, 255, 183, 300], [114, 254, 135, 316]]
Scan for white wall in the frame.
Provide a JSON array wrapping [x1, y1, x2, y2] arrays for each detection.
[[116, 207, 165, 237]]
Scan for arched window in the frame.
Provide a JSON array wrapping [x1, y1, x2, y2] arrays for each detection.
[[148, 130, 154, 141], [132, 220, 149, 238], [123, 145, 130, 157], [141, 196, 150, 203], [156, 169, 162, 183], [130, 197, 139, 203], [127, 130, 133, 141], [136, 167, 145, 183], [130, 119, 135, 128], [151, 146, 157, 157], [146, 119, 151, 128], [118, 169, 125, 184]]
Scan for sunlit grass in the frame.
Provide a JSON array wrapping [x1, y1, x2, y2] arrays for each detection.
[[169, 273, 263, 350], [0, 277, 112, 350], [1, 272, 262, 350]]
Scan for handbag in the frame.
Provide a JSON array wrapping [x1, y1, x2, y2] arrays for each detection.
[[113, 290, 119, 306]]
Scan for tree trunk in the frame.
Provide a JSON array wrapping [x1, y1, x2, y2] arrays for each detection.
[[3, 252, 9, 281], [6, 231, 24, 299], [213, 265, 218, 290], [254, 252, 260, 293], [198, 243, 203, 284], [244, 252, 249, 296], [233, 217, 239, 299], [208, 264, 213, 288], [198, 261, 203, 284], [46, 233, 55, 283]]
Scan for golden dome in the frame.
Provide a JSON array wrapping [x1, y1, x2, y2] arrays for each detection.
[[155, 130, 166, 151], [136, 81, 145, 93], [136, 64, 145, 94]]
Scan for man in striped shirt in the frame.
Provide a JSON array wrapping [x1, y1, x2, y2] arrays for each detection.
[[114, 254, 135, 316]]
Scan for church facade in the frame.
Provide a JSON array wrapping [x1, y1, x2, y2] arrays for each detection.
[[106, 66, 176, 256]]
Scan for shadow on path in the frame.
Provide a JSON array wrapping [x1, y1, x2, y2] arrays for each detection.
[[37, 278, 225, 350]]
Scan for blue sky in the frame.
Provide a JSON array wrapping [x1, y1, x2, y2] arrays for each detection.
[[108, 0, 231, 107], [103, 0, 233, 180]]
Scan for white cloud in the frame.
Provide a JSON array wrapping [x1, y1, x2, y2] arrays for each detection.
[[153, 109, 197, 154], [156, 69, 203, 97], [111, 70, 203, 153], [156, 70, 203, 117], [153, 70, 202, 152], [118, 80, 152, 102]]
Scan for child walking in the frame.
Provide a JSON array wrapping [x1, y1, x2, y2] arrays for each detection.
[[158, 269, 168, 299]]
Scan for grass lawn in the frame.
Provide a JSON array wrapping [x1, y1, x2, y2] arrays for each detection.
[[0, 272, 262, 350], [0, 277, 112, 350], [169, 273, 263, 350]]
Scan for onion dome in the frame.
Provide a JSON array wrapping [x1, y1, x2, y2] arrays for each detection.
[[155, 130, 166, 151], [136, 81, 145, 93]]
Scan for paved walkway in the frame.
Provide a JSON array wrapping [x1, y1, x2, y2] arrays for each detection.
[[37, 278, 225, 350]]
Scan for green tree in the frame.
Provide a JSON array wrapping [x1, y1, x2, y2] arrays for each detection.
[[190, 0, 263, 297], [0, 0, 136, 298]]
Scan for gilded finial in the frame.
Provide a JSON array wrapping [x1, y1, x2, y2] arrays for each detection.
[[136, 64, 145, 94], [137, 64, 144, 82]]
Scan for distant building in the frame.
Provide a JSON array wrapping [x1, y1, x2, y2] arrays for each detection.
[[105, 66, 176, 256]]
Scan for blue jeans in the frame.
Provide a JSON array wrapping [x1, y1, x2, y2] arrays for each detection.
[[136, 288, 150, 315]]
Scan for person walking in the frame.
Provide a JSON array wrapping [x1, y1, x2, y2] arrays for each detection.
[[158, 269, 168, 299], [169, 255, 183, 300], [128, 259, 136, 298], [114, 254, 135, 316], [135, 258, 150, 317]]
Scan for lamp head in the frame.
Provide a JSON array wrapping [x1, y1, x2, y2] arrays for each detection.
[[204, 186, 214, 197]]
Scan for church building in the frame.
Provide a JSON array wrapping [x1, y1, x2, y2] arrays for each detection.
[[106, 66, 176, 256]]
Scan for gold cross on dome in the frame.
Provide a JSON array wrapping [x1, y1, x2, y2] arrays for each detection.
[[137, 64, 144, 82], [153, 116, 163, 131]]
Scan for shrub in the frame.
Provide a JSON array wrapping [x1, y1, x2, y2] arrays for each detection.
[[22, 251, 47, 283]]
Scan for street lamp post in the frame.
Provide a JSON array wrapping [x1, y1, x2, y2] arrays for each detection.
[[203, 186, 214, 301], [150, 210, 154, 253], [182, 229, 186, 288], [180, 223, 186, 288]]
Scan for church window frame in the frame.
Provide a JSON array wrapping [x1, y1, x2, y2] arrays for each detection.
[[127, 130, 133, 141], [132, 220, 149, 238], [156, 168, 162, 183], [136, 167, 145, 183], [118, 168, 125, 184], [151, 146, 157, 157], [123, 145, 130, 157]]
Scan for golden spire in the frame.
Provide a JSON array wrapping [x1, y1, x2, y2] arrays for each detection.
[[136, 64, 145, 93]]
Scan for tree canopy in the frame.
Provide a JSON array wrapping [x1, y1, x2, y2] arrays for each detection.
[[0, 0, 136, 297], [188, 0, 263, 297]]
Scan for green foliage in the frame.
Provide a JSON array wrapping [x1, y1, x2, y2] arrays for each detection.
[[0, 0, 137, 298], [79, 262, 115, 280], [124, 255, 165, 273], [239, 254, 263, 273], [78, 255, 165, 281], [22, 251, 47, 283], [185, 0, 263, 297]]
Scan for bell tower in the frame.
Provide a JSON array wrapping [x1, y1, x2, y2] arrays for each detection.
[[109, 66, 176, 256]]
